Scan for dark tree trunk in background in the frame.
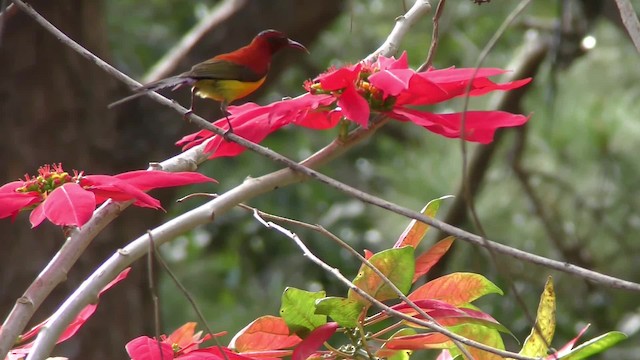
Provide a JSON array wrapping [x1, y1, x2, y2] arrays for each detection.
[[0, 0, 342, 358]]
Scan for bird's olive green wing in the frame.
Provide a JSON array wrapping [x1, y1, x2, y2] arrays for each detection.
[[183, 58, 264, 82]]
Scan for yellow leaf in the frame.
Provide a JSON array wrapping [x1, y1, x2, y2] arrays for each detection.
[[518, 276, 556, 357]]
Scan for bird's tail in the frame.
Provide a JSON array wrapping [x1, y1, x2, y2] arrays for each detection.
[[108, 76, 194, 108]]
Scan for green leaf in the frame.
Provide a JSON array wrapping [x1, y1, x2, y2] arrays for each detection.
[[448, 323, 505, 360], [394, 195, 453, 248], [280, 287, 327, 337], [558, 331, 627, 360], [314, 297, 364, 328], [408, 272, 503, 306], [348, 246, 415, 305], [519, 276, 556, 357]]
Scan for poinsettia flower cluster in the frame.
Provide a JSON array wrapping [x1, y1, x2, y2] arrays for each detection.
[[0, 163, 215, 228], [177, 52, 531, 158]]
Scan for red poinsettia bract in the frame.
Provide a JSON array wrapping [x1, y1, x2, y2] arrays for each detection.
[[0, 164, 215, 228], [126, 323, 240, 360], [5, 268, 130, 360], [177, 52, 531, 158]]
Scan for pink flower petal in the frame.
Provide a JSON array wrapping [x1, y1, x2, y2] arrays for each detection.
[[41, 183, 96, 227], [316, 65, 361, 91], [114, 170, 216, 190], [375, 52, 409, 70], [82, 175, 161, 209], [338, 84, 370, 127], [0, 191, 41, 219], [28, 203, 47, 228], [126, 336, 174, 360], [389, 109, 530, 144], [368, 69, 415, 97], [292, 323, 338, 360]]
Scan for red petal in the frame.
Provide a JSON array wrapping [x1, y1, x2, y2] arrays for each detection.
[[316, 65, 361, 91], [394, 74, 449, 106], [375, 51, 409, 70], [114, 170, 216, 190], [42, 183, 96, 227], [28, 203, 47, 228], [82, 175, 162, 209], [389, 109, 530, 144], [202, 94, 338, 159], [0, 191, 41, 219], [126, 336, 174, 360], [368, 69, 414, 96], [338, 85, 370, 127], [291, 323, 338, 360]]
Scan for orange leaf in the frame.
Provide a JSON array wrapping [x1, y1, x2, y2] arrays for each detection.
[[230, 315, 302, 353], [408, 272, 502, 306], [412, 237, 454, 283]]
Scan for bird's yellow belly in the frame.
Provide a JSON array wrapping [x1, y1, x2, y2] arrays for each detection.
[[193, 77, 266, 103]]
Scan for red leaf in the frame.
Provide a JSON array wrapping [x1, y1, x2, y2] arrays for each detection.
[[41, 183, 96, 227], [368, 69, 414, 96], [28, 203, 47, 228], [0, 182, 41, 219], [363, 249, 374, 260], [413, 237, 455, 283], [389, 109, 529, 144], [126, 336, 174, 360], [547, 324, 591, 358], [375, 51, 409, 70], [231, 316, 302, 353], [114, 171, 216, 190], [291, 323, 338, 360], [316, 65, 361, 91], [338, 85, 370, 127], [82, 175, 162, 209]]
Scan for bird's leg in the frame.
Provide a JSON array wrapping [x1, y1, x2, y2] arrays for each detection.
[[220, 101, 234, 137], [183, 87, 197, 121]]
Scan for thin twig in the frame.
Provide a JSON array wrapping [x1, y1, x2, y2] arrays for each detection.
[[151, 235, 229, 360], [252, 212, 534, 360], [13, 0, 640, 359], [244, 205, 474, 358], [147, 235, 164, 360], [14, 1, 430, 358], [457, 0, 550, 354], [419, 0, 446, 71]]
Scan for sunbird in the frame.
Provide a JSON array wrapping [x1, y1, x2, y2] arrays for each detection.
[[109, 29, 307, 129]]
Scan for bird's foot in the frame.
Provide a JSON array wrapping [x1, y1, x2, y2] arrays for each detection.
[[183, 109, 194, 122], [222, 121, 234, 141]]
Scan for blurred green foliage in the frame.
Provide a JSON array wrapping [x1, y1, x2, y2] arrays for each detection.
[[107, 0, 640, 358]]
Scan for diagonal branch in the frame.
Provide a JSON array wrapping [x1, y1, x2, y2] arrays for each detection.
[[9, 1, 640, 360], [6, 1, 431, 359], [253, 213, 534, 360]]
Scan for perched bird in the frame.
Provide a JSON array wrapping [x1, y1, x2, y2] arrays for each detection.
[[109, 29, 307, 129]]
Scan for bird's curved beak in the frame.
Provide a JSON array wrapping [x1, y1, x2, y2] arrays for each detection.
[[288, 39, 309, 54]]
